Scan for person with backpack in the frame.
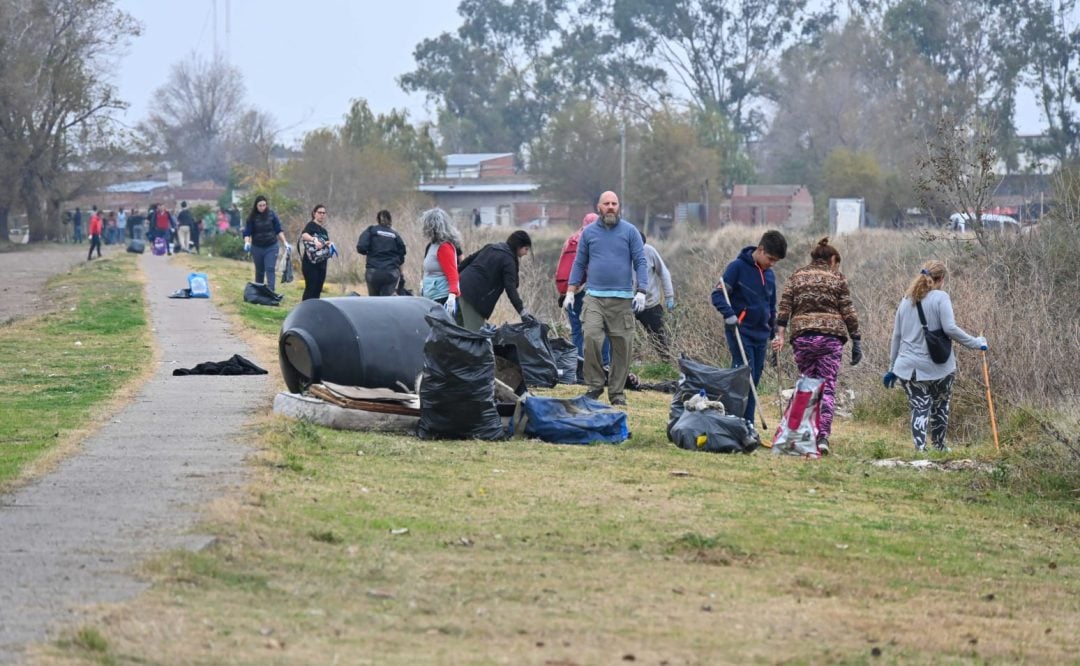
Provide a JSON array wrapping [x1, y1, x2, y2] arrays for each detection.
[[419, 208, 462, 315], [711, 230, 788, 423], [242, 195, 288, 292], [457, 230, 534, 332], [298, 204, 335, 300], [356, 209, 407, 296], [771, 237, 861, 456], [153, 204, 174, 255], [884, 260, 988, 453]]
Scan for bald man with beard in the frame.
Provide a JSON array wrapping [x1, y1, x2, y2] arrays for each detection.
[[563, 191, 648, 407]]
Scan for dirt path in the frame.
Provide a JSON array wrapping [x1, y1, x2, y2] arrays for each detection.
[[0, 243, 100, 325], [0, 251, 270, 663]]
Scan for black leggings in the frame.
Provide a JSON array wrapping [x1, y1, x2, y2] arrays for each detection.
[[301, 260, 328, 300]]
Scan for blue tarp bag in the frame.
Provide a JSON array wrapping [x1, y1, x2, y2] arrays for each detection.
[[188, 272, 210, 298], [513, 395, 628, 444]]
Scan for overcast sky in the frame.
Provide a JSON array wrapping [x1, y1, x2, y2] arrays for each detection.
[[113, 0, 461, 145], [112, 0, 1048, 147]]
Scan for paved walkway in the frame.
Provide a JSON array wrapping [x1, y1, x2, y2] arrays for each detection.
[[0, 253, 269, 663]]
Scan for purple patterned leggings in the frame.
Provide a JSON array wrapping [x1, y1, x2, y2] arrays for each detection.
[[792, 335, 844, 439]]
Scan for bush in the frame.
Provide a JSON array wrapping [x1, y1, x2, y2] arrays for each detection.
[[206, 231, 246, 260]]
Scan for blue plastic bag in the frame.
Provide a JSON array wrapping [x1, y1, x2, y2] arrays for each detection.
[[513, 395, 627, 444], [188, 272, 210, 298]]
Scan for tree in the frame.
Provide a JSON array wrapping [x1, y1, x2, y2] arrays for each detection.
[[399, 0, 565, 156], [140, 53, 248, 182], [609, 0, 836, 140], [530, 100, 624, 204], [284, 101, 438, 219], [1020, 0, 1080, 163], [0, 0, 138, 241], [914, 117, 1000, 253], [632, 109, 719, 222], [341, 100, 443, 180], [821, 147, 883, 214]]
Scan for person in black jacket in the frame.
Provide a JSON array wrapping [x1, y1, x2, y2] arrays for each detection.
[[457, 230, 533, 331], [357, 209, 407, 296]]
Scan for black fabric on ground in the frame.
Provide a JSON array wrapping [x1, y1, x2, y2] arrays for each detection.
[[173, 354, 268, 376]]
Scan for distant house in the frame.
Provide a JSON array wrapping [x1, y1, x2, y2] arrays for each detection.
[[69, 171, 225, 215], [720, 184, 813, 229], [418, 153, 541, 227], [991, 173, 1053, 222]]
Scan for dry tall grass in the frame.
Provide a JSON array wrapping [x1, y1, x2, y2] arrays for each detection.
[[284, 201, 1077, 464]]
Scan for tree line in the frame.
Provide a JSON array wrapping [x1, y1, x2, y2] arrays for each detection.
[[3, 0, 1078, 242]]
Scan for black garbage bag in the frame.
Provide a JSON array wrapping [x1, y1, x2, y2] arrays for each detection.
[[669, 408, 758, 454], [418, 313, 507, 441], [492, 320, 558, 388], [667, 356, 751, 437], [244, 282, 283, 306], [547, 337, 578, 385]]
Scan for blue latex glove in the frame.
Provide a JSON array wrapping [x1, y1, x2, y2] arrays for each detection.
[[882, 371, 897, 389], [980, 345, 988, 351], [666, 297, 675, 311], [243, 241, 251, 253]]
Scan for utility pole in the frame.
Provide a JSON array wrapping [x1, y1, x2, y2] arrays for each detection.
[[619, 121, 626, 200]]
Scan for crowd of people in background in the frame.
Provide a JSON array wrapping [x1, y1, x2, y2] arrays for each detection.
[[63, 203, 244, 250]]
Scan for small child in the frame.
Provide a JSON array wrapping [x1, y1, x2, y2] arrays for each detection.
[[710, 230, 788, 423]]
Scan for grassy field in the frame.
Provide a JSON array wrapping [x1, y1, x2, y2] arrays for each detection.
[[0, 254, 149, 487], [23, 250, 1076, 665]]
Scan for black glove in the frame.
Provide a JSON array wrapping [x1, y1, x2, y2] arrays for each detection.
[[557, 294, 566, 308], [851, 339, 863, 366]]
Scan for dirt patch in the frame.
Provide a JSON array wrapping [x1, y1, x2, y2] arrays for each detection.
[[0, 243, 99, 325]]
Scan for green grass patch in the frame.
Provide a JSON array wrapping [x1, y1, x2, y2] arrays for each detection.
[[0, 255, 148, 486], [39, 251, 1078, 664]]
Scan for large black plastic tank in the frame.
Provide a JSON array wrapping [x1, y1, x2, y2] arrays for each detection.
[[279, 296, 447, 393]]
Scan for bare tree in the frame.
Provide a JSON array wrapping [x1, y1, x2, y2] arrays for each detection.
[[914, 117, 1000, 253], [140, 53, 246, 182], [0, 0, 138, 240]]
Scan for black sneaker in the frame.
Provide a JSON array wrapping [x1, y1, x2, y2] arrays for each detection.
[[582, 388, 604, 400], [817, 438, 830, 456], [610, 396, 627, 407]]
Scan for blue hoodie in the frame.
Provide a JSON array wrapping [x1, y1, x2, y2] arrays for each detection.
[[567, 218, 648, 296], [710, 246, 777, 342]]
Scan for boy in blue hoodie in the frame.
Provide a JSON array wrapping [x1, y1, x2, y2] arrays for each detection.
[[711, 230, 788, 423]]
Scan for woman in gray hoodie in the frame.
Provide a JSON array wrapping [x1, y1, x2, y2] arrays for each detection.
[[884, 260, 988, 453]]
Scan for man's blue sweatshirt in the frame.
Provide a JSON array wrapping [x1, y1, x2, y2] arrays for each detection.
[[567, 218, 648, 296]]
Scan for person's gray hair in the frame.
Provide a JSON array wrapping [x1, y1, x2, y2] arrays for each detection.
[[420, 208, 461, 246]]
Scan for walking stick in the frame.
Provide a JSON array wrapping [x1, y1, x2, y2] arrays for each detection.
[[981, 347, 1000, 453], [718, 280, 768, 431]]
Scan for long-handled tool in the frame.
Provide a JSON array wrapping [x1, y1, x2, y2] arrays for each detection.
[[718, 280, 768, 432], [980, 346, 1000, 453]]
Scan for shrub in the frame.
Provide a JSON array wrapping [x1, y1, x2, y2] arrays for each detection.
[[206, 231, 246, 260]]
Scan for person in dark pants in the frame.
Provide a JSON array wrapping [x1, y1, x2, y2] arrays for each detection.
[[357, 209, 406, 296], [299, 204, 335, 300], [634, 228, 676, 362], [86, 210, 103, 260], [242, 195, 287, 292], [711, 230, 787, 424], [457, 230, 533, 331], [562, 191, 649, 406]]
